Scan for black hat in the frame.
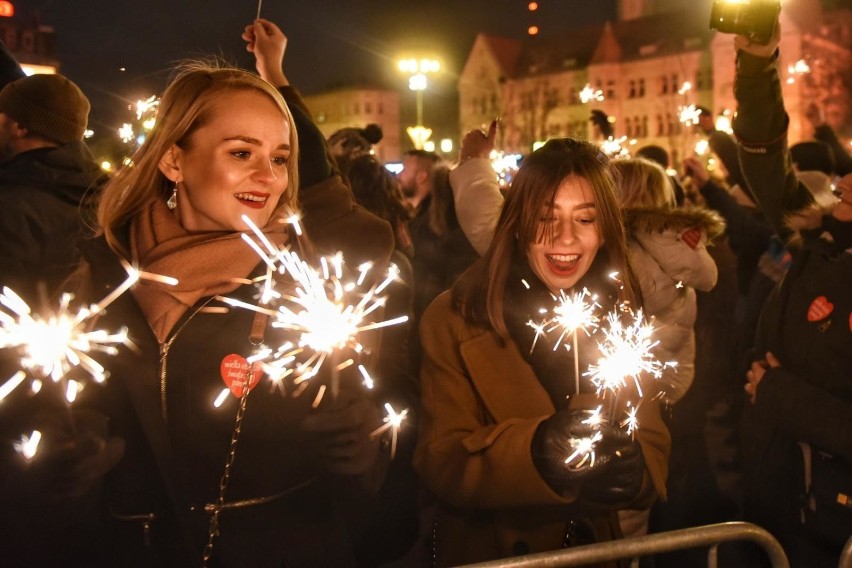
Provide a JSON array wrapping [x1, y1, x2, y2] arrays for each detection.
[[0, 74, 90, 144], [791, 140, 835, 176]]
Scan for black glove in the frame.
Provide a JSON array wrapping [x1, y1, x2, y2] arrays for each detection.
[[532, 409, 616, 489], [531, 409, 645, 501], [579, 434, 646, 508]]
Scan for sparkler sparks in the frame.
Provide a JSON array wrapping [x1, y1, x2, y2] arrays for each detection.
[[14, 430, 41, 461], [0, 262, 176, 403], [217, 215, 409, 393], [370, 403, 409, 458], [584, 309, 676, 400], [579, 83, 604, 103]]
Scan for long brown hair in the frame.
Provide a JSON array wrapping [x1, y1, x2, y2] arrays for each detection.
[[96, 59, 300, 256], [453, 138, 639, 338]]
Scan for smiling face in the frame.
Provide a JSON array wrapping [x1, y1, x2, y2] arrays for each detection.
[[161, 89, 291, 233], [526, 174, 602, 293]]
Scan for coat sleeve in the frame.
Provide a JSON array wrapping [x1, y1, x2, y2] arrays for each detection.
[[733, 50, 813, 241], [449, 158, 503, 256], [634, 230, 718, 293], [412, 296, 570, 510], [756, 367, 852, 462]]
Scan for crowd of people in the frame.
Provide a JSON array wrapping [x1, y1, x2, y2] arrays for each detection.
[[0, 14, 850, 568]]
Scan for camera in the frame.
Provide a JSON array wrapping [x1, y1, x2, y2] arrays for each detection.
[[709, 0, 781, 45]]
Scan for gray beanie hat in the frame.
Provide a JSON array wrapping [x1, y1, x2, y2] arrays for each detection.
[[0, 73, 90, 144]]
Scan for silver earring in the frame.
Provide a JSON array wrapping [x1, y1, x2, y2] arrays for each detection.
[[167, 184, 178, 210]]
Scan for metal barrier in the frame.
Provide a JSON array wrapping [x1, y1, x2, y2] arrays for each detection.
[[457, 522, 789, 568], [841, 534, 852, 568]]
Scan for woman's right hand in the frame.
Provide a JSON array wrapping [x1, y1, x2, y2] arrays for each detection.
[[459, 119, 498, 164]]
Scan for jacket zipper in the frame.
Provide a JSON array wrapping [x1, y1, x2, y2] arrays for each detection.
[[156, 298, 216, 423]]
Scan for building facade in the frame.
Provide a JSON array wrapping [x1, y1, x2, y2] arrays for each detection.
[[459, 0, 852, 163], [0, 9, 59, 75], [302, 87, 401, 163]]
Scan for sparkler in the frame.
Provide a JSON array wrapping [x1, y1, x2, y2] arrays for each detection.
[[216, 215, 409, 403], [579, 83, 604, 103], [529, 288, 600, 394], [256, 0, 263, 19], [584, 308, 676, 421], [370, 403, 409, 458], [0, 261, 177, 404]]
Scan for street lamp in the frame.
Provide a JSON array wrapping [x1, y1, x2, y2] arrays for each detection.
[[398, 57, 440, 149]]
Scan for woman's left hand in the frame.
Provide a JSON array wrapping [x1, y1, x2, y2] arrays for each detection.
[[242, 18, 288, 87], [745, 351, 781, 404]]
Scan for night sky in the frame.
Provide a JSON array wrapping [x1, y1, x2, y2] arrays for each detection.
[[12, 0, 618, 145]]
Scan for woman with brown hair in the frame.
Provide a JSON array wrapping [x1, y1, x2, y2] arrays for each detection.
[[414, 138, 670, 566]]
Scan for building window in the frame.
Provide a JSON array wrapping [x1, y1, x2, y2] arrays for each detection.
[[642, 116, 649, 137], [628, 80, 636, 99], [625, 117, 632, 137], [638, 78, 645, 97], [656, 114, 664, 136], [353, 102, 360, 114], [365, 102, 372, 114], [606, 80, 616, 99], [671, 73, 679, 93], [660, 75, 668, 95], [378, 102, 383, 114]]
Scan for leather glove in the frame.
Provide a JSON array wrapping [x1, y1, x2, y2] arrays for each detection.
[[301, 384, 384, 478], [532, 408, 626, 491], [579, 434, 646, 508]]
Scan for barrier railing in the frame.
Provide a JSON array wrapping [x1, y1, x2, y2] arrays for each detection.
[[457, 522, 789, 568]]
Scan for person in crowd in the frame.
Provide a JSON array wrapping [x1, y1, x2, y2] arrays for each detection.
[[450, 118, 504, 256], [613, 157, 723, 407], [328, 123, 383, 175], [344, 154, 420, 565], [245, 19, 417, 567], [399, 148, 478, 374], [731, 22, 852, 567], [803, 103, 852, 177], [611, 157, 722, 540], [589, 109, 614, 141], [0, 39, 24, 89], [696, 106, 749, 195], [413, 138, 670, 566], [635, 144, 686, 206], [1, 25, 396, 567], [0, 72, 108, 303], [243, 20, 393, 271]]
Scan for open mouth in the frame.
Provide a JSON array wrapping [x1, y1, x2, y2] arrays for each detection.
[[235, 192, 269, 209], [546, 253, 580, 275]]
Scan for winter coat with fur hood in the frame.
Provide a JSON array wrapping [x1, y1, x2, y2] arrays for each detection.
[[623, 206, 724, 403]]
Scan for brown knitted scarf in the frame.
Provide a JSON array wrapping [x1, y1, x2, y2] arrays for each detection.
[[130, 200, 289, 343]]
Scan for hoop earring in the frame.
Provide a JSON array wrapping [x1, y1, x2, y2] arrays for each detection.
[[167, 183, 178, 210]]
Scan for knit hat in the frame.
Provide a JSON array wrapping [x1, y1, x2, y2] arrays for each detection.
[[328, 123, 383, 155], [791, 140, 835, 176], [0, 73, 90, 144]]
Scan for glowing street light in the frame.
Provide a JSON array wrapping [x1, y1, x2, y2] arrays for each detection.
[[398, 57, 441, 148]]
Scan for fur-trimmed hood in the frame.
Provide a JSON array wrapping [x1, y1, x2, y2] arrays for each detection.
[[623, 206, 726, 242]]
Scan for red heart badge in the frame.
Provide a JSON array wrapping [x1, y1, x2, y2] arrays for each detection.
[[681, 227, 702, 250], [220, 353, 261, 397], [807, 296, 834, 322]]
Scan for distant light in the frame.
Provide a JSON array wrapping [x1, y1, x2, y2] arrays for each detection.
[[409, 73, 427, 91], [83, 129, 94, 139], [0, 1, 14, 18], [528, 2, 538, 10], [423, 141, 436, 152], [142, 117, 156, 131], [118, 123, 134, 143], [119, 67, 126, 72], [532, 140, 547, 151], [21, 64, 56, 76], [440, 138, 453, 153], [385, 162, 403, 175], [528, 25, 539, 36], [100, 161, 113, 172]]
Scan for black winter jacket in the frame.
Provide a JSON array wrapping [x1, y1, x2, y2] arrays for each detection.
[[0, 142, 107, 302]]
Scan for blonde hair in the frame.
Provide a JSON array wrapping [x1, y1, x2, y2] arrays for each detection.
[[96, 59, 300, 255], [612, 157, 675, 209], [454, 138, 639, 338]]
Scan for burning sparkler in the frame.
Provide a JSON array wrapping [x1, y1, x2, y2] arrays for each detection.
[[216, 215, 409, 404], [0, 261, 177, 404], [579, 83, 604, 103], [529, 288, 600, 394], [584, 308, 676, 420], [370, 403, 409, 458]]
